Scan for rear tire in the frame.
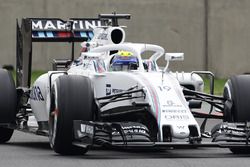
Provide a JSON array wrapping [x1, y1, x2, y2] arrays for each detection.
[[49, 75, 94, 155], [0, 69, 16, 143], [223, 75, 250, 154]]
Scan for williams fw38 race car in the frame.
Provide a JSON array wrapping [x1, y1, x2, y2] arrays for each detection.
[[1, 13, 250, 155]]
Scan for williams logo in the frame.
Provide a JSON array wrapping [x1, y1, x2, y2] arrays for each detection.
[[30, 86, 44, 101]]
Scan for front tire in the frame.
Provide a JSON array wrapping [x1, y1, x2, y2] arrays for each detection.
[[0, 69, 16, 143], [49, 75, 94, 155], [223, 75, 250, 154]]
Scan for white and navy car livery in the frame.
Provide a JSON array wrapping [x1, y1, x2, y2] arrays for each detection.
[[1, 13, 250, 155]]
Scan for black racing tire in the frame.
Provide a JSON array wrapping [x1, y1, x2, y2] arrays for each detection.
[[223, 75, 250, 154], [49, 75, 94, 155], [224, 75, 250, 122], [0, 69, 17, 143]]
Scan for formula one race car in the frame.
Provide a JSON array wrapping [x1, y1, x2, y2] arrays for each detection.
[[1, 13, 250, 155]]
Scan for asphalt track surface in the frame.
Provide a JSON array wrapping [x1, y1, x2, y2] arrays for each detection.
[[1, 118, 250, 167]]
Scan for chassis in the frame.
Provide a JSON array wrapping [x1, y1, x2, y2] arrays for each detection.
[[1, 13, 250, 155]]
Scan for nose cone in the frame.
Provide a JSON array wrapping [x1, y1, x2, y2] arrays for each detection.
[[171, 124, 190, 139]]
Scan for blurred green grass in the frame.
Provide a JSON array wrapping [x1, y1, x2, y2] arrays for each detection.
[[12, 70, 45, 84], [13, 71, 227, 95], [204, 78, 227, 95], [30, 71, 45, 83]]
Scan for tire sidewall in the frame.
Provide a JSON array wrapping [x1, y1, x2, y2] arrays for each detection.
[[225, 75, 250, 122], [223, 75, 250, 154], [49, 75, 94, 154], [0, 69, 16, 143], [0, 69, 17, 123]]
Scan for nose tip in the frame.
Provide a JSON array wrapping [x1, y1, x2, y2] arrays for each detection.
[[171, 125, 190, 139]]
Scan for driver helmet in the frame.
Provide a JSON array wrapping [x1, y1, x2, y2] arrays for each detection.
[[110, 51, 138, 71]]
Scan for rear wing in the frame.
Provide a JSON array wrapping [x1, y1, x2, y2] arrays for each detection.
[[31, 18, 103, 42], [16, 18, 106, 87]]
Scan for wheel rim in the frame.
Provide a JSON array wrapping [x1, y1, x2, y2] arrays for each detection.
[[223, 81, 233, 122]]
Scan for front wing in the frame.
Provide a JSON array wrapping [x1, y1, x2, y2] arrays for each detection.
[[72, 120, 250, 150]]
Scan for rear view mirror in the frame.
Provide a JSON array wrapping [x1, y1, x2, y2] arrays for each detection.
[[165, 53, 184, 61]]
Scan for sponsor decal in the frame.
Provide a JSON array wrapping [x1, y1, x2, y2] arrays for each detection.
[[165, 115, 189, 120], [180, 132, 186, 135], [97, 33, 108, 40], [72, 58, 83, 66], [177, 125, 185, 129], [163, 109, 189, 120], [112, 125, 147, 135], [162, 109, 187, 113], [30, 86, 44, 101], [80, 124, 94, 135], [121, 125, 147, 130], [158, 85, 171, 92], [105, 84, 124, 95], [112, 88, 123, 94], [32, 19, 103, 30], [106, 84, 111, 95], [123, 128, 146, 134], [82, 62, 92, 68], [162, 100, 182, 108]]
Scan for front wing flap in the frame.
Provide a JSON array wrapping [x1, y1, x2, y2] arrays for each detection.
[[73, 120, 152, 148]]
